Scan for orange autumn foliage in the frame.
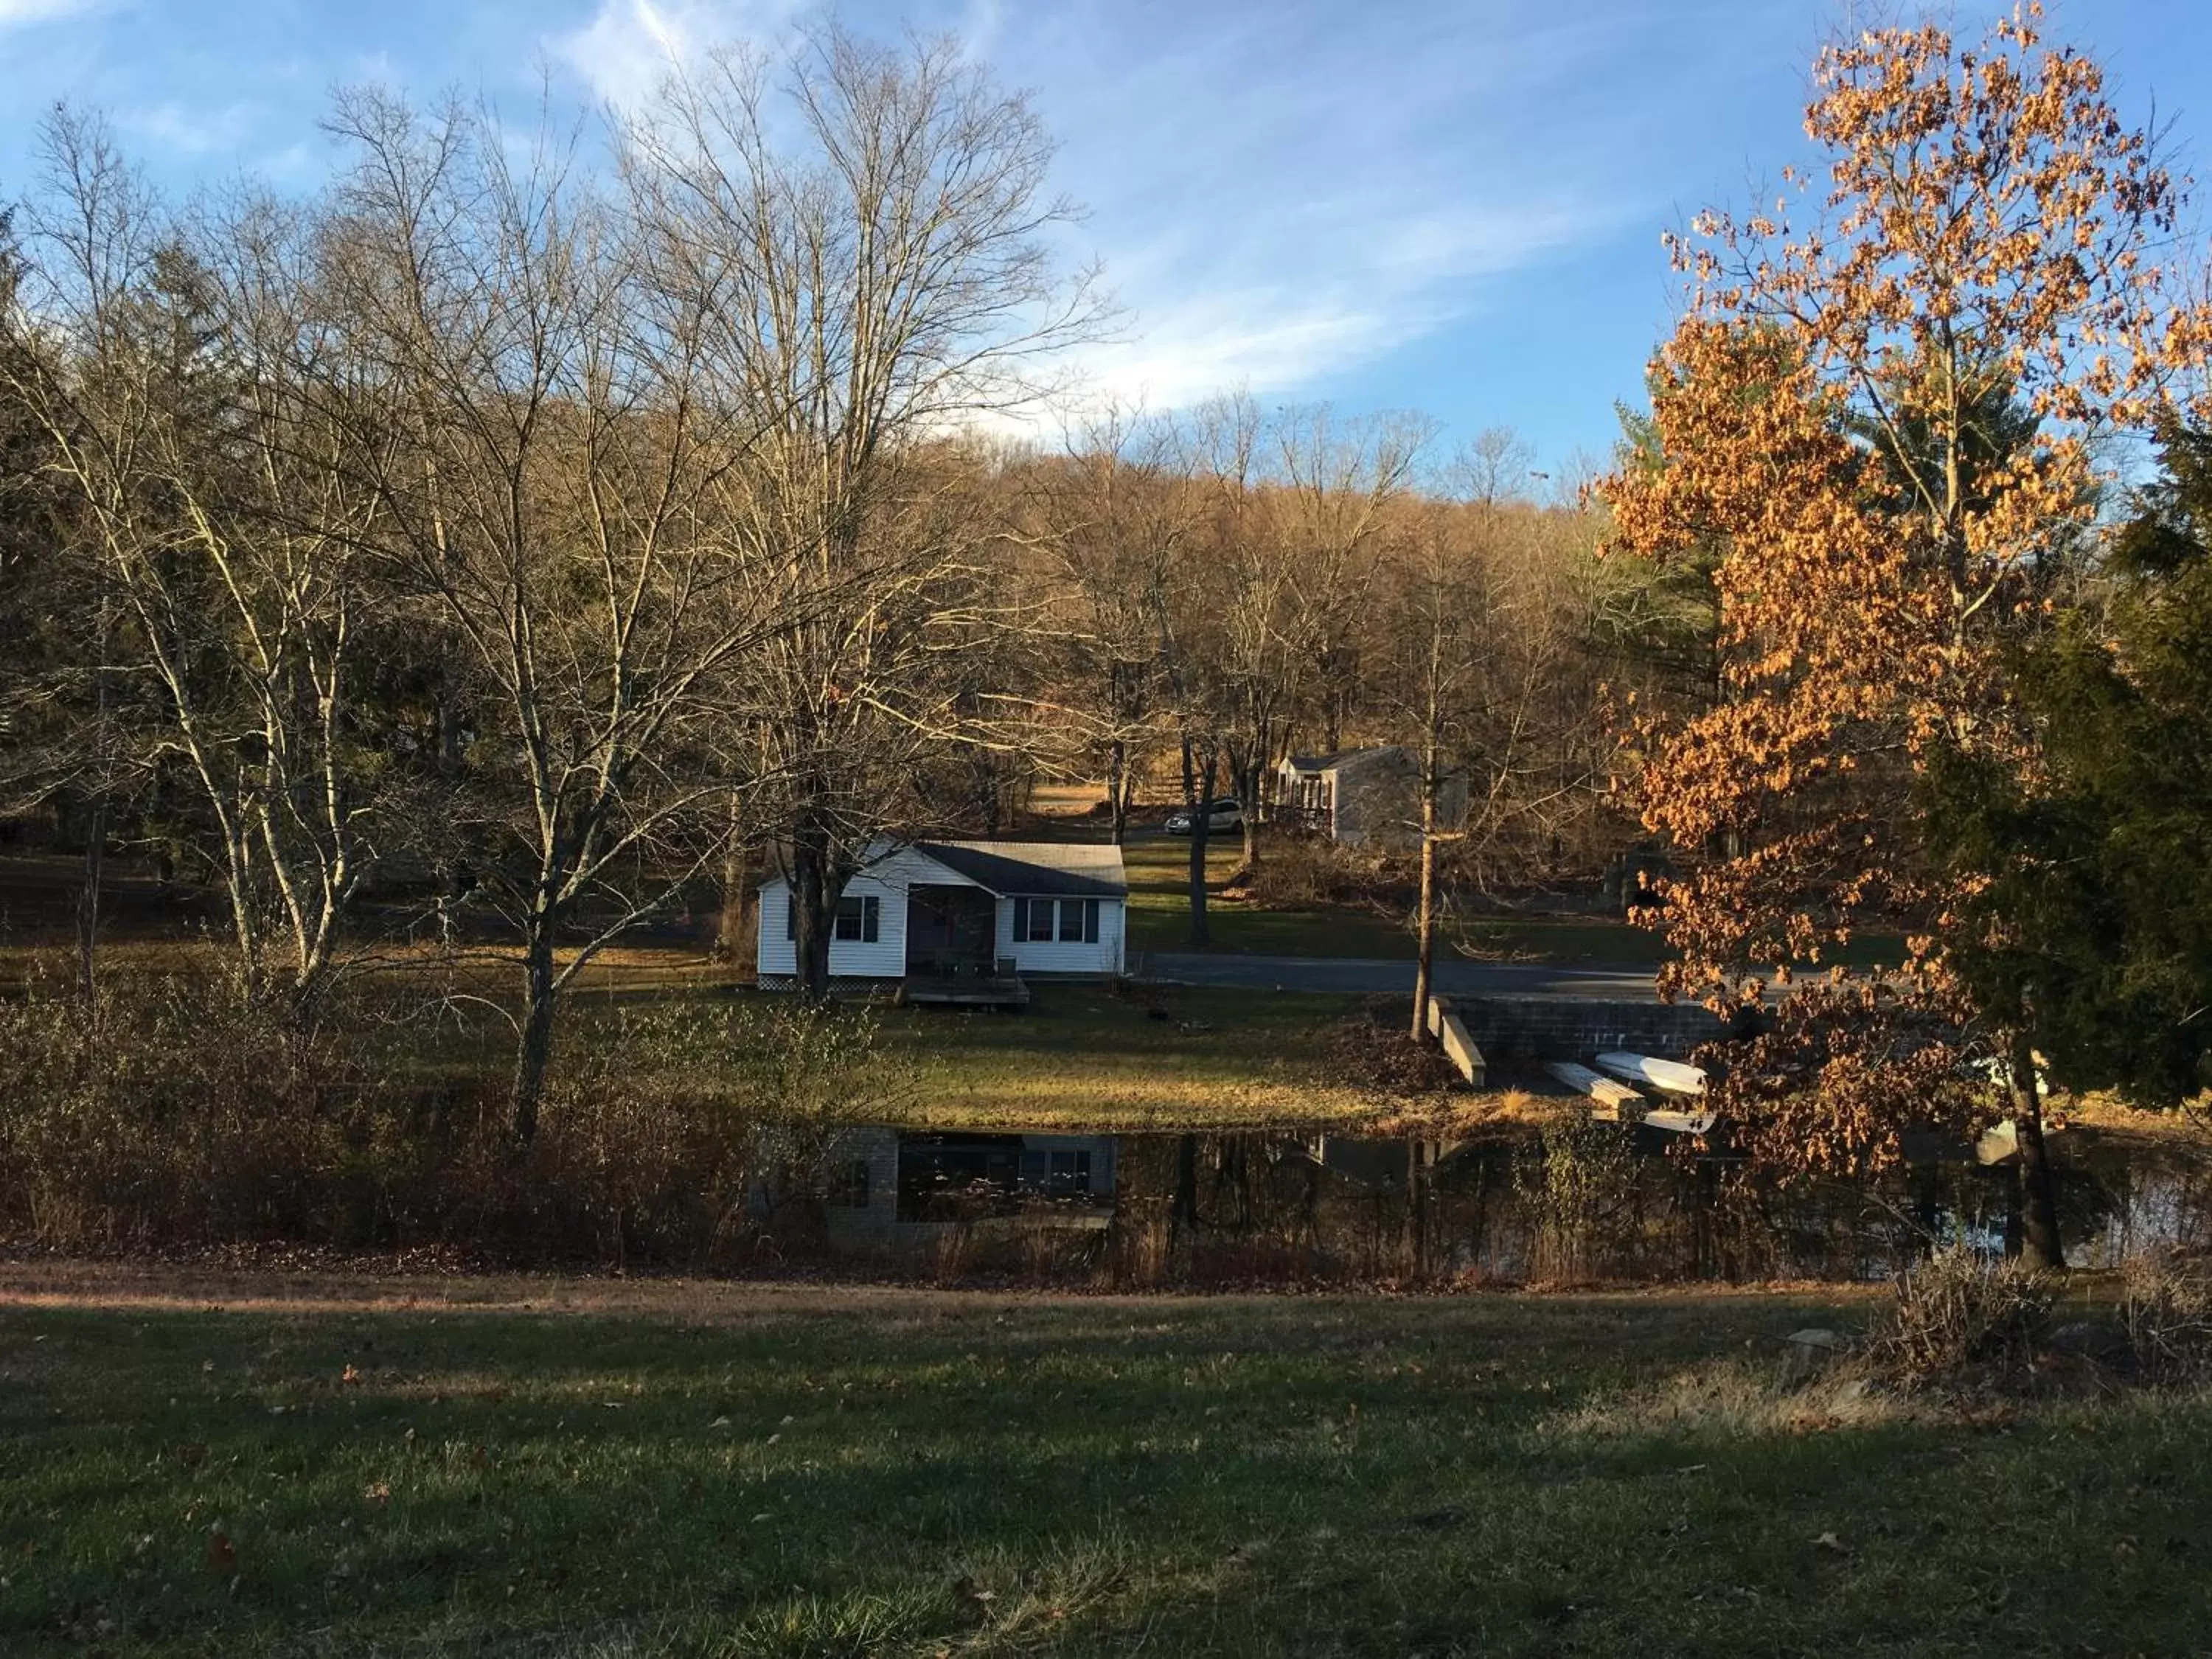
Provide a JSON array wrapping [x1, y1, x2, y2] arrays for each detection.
[[1599, 5, 2211, 1175]]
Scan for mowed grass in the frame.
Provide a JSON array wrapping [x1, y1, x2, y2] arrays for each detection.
[[1115, 837, 1913, 972], [4, 1267, 2209, 1658], [866, 982, 1378, 1127], [1119, 836, 1670, 965]]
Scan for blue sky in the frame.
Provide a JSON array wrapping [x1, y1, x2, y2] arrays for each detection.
[[4, 0, 2210, 473]]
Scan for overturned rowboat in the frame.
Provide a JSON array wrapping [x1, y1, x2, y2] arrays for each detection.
[[1543, 1060, 1644, 1119], [1594, 1051, 1706, 1099]]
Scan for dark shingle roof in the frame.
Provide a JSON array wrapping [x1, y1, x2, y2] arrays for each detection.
[[914, 840, 1127, 898]]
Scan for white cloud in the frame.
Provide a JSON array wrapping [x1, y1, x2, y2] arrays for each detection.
[[541, 0, 1703, 420], [549, 0, 807, 109], [1007, 4, 1639, 415], [0, 0, 98, 26]]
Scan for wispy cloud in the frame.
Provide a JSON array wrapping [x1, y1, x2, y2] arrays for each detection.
[[1006, 3, 1644, 413], [0, 0, 100, 27], [550, 0, 807, 109], [119, 99, 260, 156], [543, 0, 1646, 417]]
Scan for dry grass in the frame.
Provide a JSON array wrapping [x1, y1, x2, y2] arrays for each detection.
[[1862, 1245, 2058, 1388]]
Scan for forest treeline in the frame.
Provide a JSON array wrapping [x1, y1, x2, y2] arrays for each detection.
[[0, 32, 1690, 1138]]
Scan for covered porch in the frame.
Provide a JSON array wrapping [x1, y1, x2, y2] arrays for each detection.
[[900, 883, 1029, 1009]]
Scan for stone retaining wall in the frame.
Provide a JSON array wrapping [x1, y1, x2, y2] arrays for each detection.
[[1458, 996, 1735, 1065]]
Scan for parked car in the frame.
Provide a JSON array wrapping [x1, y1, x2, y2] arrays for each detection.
[[1164, 797, 1243, 835]]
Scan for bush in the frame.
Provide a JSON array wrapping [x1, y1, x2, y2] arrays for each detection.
[[0, 966, 371, 1249], [521, 998, 897, 1265], [1863, 1244, 2056, 1387], [1514, 1104, 1644, 1282], [1223, 838, 1414, 912], [2120, 1248, 2212, 1383], [1325, 998, 1463, 1097], [0, 966, 890, 1265]]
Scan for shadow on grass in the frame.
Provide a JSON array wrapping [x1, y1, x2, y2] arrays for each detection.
[[4, 1288, 2208, 1655]]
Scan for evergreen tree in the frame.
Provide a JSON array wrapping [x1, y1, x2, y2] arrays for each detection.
[[1925, 421, 2212, 1105]]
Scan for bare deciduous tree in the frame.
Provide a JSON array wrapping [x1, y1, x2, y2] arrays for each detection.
[[321, 89, 787, 1137], [624, 27, 1104, 999], [3, 110, 392, 1012]]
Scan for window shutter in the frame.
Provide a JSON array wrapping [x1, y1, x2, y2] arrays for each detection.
[[1084, 899, 1101, 944], [1012, 897, 1028, 942], [862, 897, 880, 943], [785, 892, 795, 939]]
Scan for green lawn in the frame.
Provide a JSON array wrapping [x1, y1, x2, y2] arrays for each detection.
[[1119, 837, 1671, 964], [4, 1268, 2205, 1657], [869, 982, 1381, 1127], [1116, 837, 1910, 972]]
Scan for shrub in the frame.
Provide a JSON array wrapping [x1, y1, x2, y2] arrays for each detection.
[[523, 998, 898, 1264], [1514, 1104, 1643, 1282], [0, 965, 373, 1249], [1223, 838, 1414, 912], [1325, 998, 1462, 1097], [0, 966, 891, 1265], [1863, 1244, 2056, 1387], [2120, 1248, 2212, 1383]]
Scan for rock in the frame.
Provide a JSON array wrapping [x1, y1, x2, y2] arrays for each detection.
[[1779, 1327, 1851, 1386]]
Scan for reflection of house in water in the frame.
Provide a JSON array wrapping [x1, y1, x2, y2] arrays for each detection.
[[824, 1127, 1117, 1250], [1293, 1133, 1433, 1192]]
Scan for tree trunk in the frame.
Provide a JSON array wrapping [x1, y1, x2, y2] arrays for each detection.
[[1237, 753, 1262, 868], [510, 928, 558, 1150], [1186, 742, 1216, 950], [1106, 738, 1129, 846], [713, 792, 747, 959], [788, 824, 841, 1004], [1406, 1139, 1432, 1281], [2009, 1028, 2065, 1272], [78, 612, 113, 1000], [76, 793, 105, 1001], [1172, 1133, 1202, 1238], [1411, 736, 1439, 1042]]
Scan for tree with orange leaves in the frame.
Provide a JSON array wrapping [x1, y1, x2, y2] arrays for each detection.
[[1599, 5, 2211, 1267]]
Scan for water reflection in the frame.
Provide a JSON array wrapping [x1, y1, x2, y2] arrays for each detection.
[[812, 1121, 2208, 1287]]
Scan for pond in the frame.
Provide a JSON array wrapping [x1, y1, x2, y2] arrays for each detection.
[[806, 1119, 2212, 1287]]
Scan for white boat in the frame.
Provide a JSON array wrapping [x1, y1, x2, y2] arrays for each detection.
[[1593, 1051, 1707, 1098], [1543, 1060, 1644, 1118], [1641, 1107, 1719, 1136]]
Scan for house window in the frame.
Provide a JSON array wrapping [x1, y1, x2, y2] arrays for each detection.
[[790, 893, 880, 942], [827, 1159, 872, 1208], [834, 895, 880, 943], [1048, 1149, 1092, 1196], [1015, 897, 1101, 945]]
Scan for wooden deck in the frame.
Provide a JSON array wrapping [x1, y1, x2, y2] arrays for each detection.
[[897, 971, 1031, 1009]]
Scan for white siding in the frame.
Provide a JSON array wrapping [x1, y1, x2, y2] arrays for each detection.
[[995, 895, 1124, 977], [758, 840, 1126, 982], [756, 843, 986, 981]]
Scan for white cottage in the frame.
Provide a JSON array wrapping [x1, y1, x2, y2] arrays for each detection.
[[756, 838, 1128, 992]]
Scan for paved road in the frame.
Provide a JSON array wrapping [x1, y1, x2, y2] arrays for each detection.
[[1134, 950, 1663, 1001]]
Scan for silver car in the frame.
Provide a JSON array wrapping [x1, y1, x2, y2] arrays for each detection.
[[1164, 797, 1242, 835]]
